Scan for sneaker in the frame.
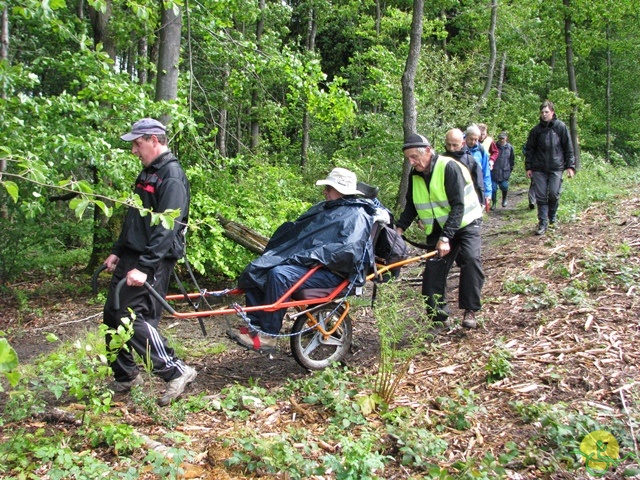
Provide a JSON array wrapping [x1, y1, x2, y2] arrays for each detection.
[[549, 216, 557, 226], [535, 223, 547, 235], [462, 310, 478, 329], [229, 329, 277, 353], [157, 365, 197, 407], [111, 375, 144, 393]]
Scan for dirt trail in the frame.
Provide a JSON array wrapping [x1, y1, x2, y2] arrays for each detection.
[[2, 187, 639, 478]]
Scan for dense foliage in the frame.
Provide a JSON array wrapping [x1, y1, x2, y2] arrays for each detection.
[[1, 0, 639, 282]]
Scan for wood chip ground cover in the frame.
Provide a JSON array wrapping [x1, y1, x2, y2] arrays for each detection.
[[1, 189, 639, 478]]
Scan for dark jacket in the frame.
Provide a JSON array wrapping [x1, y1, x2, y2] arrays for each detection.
[[492, 142, 515, 183], [447, 148, 485, 204], [524, 115, 575, 172], [112, 151, 190, 275], [238, 197, 375, 290], [396, 153, 469, 243]]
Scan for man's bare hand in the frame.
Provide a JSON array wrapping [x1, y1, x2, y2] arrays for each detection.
[[104, 254, 120, 273], [436, 239, 451, 257], [126, 268, 148, 287]]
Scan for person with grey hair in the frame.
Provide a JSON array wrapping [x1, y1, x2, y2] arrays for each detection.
[[103, 118, 197, 407], [524, 100, 575, 234], [465, 124, 492, 211], [396, 133, 485, 330]]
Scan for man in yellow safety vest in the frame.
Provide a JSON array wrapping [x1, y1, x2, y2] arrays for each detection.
[[395, 133, 485, 330]]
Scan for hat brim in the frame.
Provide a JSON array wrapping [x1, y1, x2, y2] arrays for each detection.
[[316, 179, 364, 196], [121, 132, 143, 141]]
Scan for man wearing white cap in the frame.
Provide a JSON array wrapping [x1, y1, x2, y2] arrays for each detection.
[[229, 168, 376, 353], [102, 118, 197, 406]]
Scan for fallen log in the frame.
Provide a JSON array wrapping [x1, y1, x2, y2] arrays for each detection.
[[215, 214, 268, 255]]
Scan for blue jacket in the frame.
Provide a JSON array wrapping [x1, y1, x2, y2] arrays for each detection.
[[466, 143, 492, 201]]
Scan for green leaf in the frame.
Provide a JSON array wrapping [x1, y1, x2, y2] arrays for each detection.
[[94, 200, 112, 217], [2, 181, 19, 202], [0, 338, 19, 372], [46, 333, 59, 342]]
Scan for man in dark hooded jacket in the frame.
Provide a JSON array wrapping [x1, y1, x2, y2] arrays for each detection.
[[525, 100, 575, 235]]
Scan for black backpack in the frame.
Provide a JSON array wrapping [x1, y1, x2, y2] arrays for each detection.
[[372, 220, 408, 279]]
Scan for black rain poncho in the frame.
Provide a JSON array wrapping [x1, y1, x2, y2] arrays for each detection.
[[238, 197, 376, 291]]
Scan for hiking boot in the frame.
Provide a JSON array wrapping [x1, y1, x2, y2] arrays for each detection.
[[535, 223, 547, 235], [229, 329, 277, 353], [111, 375, 143, 393], [157, 365, 197, 407], [462, 310, 478, 329]]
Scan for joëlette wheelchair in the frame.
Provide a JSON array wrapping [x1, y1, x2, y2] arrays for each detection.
[[93, 182, 436, 371]]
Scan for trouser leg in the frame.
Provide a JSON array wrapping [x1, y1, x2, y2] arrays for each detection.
[[531, 171, 550, 225], [251, 265, 344, 335], [455, 223, 484, 311], [547, 170, 563, 222], [422, 248, 457, 323], [103, 252, 185, 382]]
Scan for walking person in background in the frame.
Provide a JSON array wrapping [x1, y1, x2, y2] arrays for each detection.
[[396, 133, 485, 330], [445, 128, 485, 206], [465, 124, 492, 212], [491, 132, 515, 209], [524, 100, 575, 235], [103, 118, 197, 407], [478, 123, 499, 169]]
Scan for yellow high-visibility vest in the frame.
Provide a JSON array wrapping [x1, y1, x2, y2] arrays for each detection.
[[412, 155, 482, 235]]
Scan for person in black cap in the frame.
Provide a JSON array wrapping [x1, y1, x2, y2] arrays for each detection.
[[395, 133, 485, 329], [102, 118, 197, 406]]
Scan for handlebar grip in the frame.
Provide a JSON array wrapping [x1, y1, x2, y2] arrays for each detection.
[[92, 264, 108, 295], [113, 278, 176, 315]]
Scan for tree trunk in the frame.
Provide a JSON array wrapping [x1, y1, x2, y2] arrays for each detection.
[[155, 2, 182, 124], [496, 51, 506, 101], [1, 7, 8, 219], [217, 61, 230, 158], [605, 25, 611, 163], [250, 0, 265, 150], [87, 0, 116, 62], [300, 7, 317, 167], [137, 36, 148, 84], [85, 165, 114, 272], [397, 0, 424, 212], [478, 0, 498, 106], [563, 0, 581, 169]]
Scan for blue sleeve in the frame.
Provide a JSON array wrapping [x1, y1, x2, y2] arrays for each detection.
[[481, 150, 492, 199]]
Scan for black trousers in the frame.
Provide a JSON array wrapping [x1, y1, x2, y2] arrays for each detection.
[[422, 221, 484, 322], [103, 250, 187, 382]]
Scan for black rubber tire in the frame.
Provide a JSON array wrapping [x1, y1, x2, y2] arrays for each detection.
[[290, 304, 353, 370]]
